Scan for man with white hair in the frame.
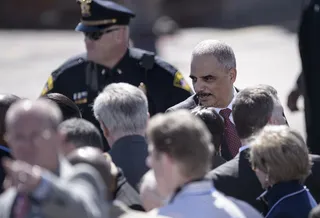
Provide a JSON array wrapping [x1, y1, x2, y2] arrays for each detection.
[[167, 39, 240, 160], [0, 99, 107, 218], [93, 82, 149, 190]]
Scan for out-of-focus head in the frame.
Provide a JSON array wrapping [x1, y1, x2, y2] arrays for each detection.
[[190, 40, 237, 108], [41, 93, 81, 121], [0, 94, 20, 147], [146, 110, 213, 197], [58, 118, 104, 155], [68, 147, 116, 200], [5, 99, 63, 170]]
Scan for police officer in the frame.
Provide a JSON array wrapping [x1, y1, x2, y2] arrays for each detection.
[[40, 0, 193, 149], [287, 0, 320, 154]]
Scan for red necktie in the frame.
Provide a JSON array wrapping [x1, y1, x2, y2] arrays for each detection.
[[219, 108, 241, 157], [14, 194, 30, 218]]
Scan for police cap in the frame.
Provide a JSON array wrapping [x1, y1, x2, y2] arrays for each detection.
[[75, 0, 135, 32]]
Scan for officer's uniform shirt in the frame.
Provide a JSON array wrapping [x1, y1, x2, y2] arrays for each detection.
[[41, 48, 192, 130]]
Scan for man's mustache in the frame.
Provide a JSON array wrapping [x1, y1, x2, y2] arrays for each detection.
[[196, 92, 212, 97]]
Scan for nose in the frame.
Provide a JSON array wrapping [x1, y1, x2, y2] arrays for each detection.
[[193, 80, 205, 93]]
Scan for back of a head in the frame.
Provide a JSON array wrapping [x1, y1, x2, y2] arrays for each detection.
[[41, 93, 81, 121], [0, 94, 20, 146], [192, 39, 236, 70], [147, 110, 214, 178], [5, 98, 63, 132], [59, 118, 104, 150], [250, 125, 311, 184], [232, 86, 274, 140], [191, 106, 224, 150], [67, 146, 114, 200], [93, 83, 148, 136]]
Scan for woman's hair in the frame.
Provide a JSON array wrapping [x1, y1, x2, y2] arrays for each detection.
[[250, 125, 312, 184]]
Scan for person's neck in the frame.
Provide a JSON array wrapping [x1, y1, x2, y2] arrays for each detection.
[[98, 46, 127, 69], [109, 131, 145, 147]]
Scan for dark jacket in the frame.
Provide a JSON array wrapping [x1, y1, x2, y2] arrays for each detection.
[[114, 168, 144, 211], [206, 148, 267, 214], [109, 135, 149, 191], [263, 181, 316, 218]]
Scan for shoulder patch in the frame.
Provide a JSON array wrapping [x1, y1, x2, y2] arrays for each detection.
[[41, 75, 54, 95], [173, 71, 192, 93]]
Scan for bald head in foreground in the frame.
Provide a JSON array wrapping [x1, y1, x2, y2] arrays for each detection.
[[0, 99, 108, 218]]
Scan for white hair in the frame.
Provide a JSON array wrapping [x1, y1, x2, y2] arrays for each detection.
[[93, 82, 148, 137], [192, 39, 236, 70]]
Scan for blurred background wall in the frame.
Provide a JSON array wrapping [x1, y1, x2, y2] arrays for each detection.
[[1, 0, 303, 32]]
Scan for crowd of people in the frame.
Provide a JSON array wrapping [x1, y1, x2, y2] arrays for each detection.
[[1, 0, 320, 217]]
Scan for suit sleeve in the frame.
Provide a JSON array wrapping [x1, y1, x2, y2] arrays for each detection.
[[165, 70, 194, 109], [39, 164, 108, 218]]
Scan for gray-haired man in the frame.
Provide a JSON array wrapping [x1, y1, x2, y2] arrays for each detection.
[[93, 82, 149, 191]]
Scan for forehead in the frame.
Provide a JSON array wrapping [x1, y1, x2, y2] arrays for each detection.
[[190, 54, 224, 77]]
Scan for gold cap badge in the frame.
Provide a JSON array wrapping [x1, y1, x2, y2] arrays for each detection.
[[78, 0, 92, 17]]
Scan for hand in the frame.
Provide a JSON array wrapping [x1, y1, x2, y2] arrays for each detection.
[[287, 88, 301, 112], [2, 158, 42, 194]]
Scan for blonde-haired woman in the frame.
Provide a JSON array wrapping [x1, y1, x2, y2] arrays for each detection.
[[250, 125, 316, 218]]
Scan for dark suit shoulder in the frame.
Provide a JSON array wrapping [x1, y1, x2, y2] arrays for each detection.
[[166, 94, 198, 112], [207, 156, 240, 179]]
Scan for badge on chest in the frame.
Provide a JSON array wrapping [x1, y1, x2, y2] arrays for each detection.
[[73, 91, 88, 104]]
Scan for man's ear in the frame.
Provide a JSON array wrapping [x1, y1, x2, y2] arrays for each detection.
[[100, 121, 110, 139], [229, 68, 237, 83]]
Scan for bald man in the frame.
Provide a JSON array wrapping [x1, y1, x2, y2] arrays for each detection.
[[167, 40, 240, 160], [68, 147, 144, 213], [0, 99, 107, 218]]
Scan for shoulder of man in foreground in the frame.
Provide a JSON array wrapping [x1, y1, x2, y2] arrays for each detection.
[[40, 163, 108, 218]]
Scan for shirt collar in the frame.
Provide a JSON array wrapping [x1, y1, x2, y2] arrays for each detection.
[[0, 145, 10, 154], [239, 144, 250, 153]]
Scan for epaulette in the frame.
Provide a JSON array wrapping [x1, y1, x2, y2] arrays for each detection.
[[52, 53, 87, 78], [129, 48, 155, 71]]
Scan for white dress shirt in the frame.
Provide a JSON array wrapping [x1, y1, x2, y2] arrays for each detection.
[[213, 87, 237, 124]]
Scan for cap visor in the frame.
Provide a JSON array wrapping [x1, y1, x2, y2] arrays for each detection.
[[75, 23, 102, 32]]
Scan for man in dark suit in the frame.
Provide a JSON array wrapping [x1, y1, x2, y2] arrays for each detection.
[[0, 99, 107, 218], [167, 39, 241, 160], [206, 85, 286, 214], [93, 83, 149, 190]]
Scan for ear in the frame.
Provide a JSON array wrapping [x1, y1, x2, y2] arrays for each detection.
[[229, 68, 237, 83], [99, 121, 110, 139]]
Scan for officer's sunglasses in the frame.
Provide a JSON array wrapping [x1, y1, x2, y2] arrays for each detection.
[[84, 28, 121, 41]]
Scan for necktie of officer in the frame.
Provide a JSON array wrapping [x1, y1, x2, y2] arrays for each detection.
[[14, 194, 30, 218], [219, 108, 241, 157]]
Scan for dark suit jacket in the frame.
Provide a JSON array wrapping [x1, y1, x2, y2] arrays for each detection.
[[206, 149, 267, 214], [115, 168, 145, 211], [166, 94, 233, 160], [110, 135, 149, 191], [305, 154, 320, 203]]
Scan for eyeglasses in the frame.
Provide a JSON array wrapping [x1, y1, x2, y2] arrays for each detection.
[[84, 28, 120, 41]]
